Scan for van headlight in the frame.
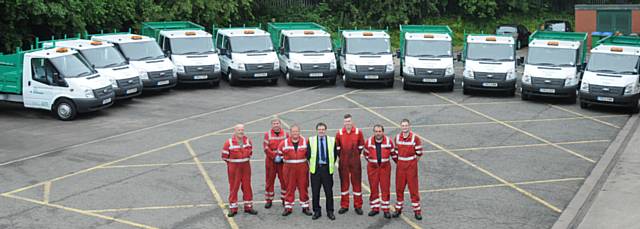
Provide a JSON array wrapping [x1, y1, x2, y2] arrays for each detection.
[[402, 64, 414, 75], [273, 61, 279, 69], [176, 65, 185, 73], [84, 89, 95, 98], [580, 82, 589, 92], [289, 61, 301, 70], [565, 75, 580, 87], [463, 69, 474, 79], [109, 79, 118, 88], [330, 59, 337, 69], [345, 63, 356, 72], [214, 64, 220, 71], [624, 83, 635, 95], [231, 61, 245, 70], [139, 71, 149, 80], [506, 71, 516, 80], [386, 63, 394, 72], [522, 74, 532, 84], [445, 66, 454, 76]]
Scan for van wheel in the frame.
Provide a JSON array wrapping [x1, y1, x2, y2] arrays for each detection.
[[343, 74, 351, 88], [463, 87, 470, 95], [386, 80, 394, 88], [507, 88, 516, 97], [630, 102, 640, 114], [210, 81, 220, 88], [228, 69, 239, 86], [446, 83, 454, 92], [521, 90, 530, 100], [580, 101, 589, 109], [328, 77, 337, 85], [53, 98, 77, 121], [285, 71, 294, 86]]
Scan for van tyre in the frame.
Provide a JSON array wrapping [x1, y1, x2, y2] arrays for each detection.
[[227, 69, 239, 86], [285, 71, 294, 86], [507, 88, 516, 97], [446, 83, 454, 92], [521, 90, 530, 100], [328, 77, 337, 85], [630, 102, 640, 114], [580, 101, 589, 109], [463, 87, 470, 95], [53, 98, 77, 121], [343, 74, 351, 88], [386, 80, 394, 88]]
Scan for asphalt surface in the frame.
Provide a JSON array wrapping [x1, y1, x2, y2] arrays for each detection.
[[0, 48, 633, 229]]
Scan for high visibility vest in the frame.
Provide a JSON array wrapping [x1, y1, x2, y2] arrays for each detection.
[[309, 136, 335, 174]]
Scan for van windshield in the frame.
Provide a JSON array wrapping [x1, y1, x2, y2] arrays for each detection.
[[587, 53, 639, 74], [119, 41, 165, 61], [230, 36, 273, 53], [171, 37, 215, 55], [345, 38, 391, 55], [50, 53, 96, 78], [467, 42, 514, 61], [405, 40, 452, 57], [497, 26, 517, 34], [79, 46, 127, 68], [527, 47, 578, 67], [289, 37, 332, 53]]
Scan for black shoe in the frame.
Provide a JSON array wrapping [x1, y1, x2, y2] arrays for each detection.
[[282, 210, 292, 216], [227, 211, 237, 217], [368, 210, 379, 217], [312, 212, 321, 220], [338, 208, 348, 214], [392, 211, 401, 218], [415, 213, 422, 220], [265, 202, 272, 209], [384, 212, 391, 219], [327, 212, 336, 220], [355, 208, 363, 215], [245, 209, 258, 215], [302, 208, 313, 216]]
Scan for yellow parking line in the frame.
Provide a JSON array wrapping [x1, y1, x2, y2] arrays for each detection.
[[185, 141, 238, 229], [343, 95, 563, 213], [430, 93, 596, 163], [43, 182, 51, 204], [549, 105, 622, 129], [86, 204, 215, 213], [2, 193, 157, 229], [361, 182, 422, 229]]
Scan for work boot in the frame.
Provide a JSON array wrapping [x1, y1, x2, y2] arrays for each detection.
[[327, 212, 336, 220], [312, 212, 321, 220], [355, 208, 363, 215], [384, 212, 391, 219], [282, 209, 292, 216], [227, 211, 237, 217], [415, 212, 422, 220], [245, 209, 258, 215], [368, 210, 379, 217], [302, 208, 313, 216], [265, 201, 272, 209], [338, 208, 348, 214], [392, 210, 402, 218]]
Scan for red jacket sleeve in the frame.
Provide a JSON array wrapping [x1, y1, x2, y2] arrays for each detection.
[[247, 139, 254, 157], [264, 133, 276, 160], [335, 132, 342, 153], [277, 141, 285, 159], [357, 129, 365, 153], [222, 139, 230, 162], [362, 138, 370, 158], [414, 136, 423, 157], [391, 135, 398, 163]]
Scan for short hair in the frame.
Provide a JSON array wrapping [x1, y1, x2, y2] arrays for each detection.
[[290, 124, 300, 131], [271, 118, 281, 124], [316, 122, 327, 130], [344, 114, 352, 119], [373, 124, 384, 132], [400, 119, 411, 125]]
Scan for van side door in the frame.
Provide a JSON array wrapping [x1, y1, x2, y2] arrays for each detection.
[[23, 58, 59, 109]]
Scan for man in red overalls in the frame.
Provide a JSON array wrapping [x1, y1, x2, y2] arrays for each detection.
[[392, 119, 423, 220], [335, 114, 365, 215], [222, 124, 257, 217], [263, 119, 289, 209], [363, 124, 395, 219], [278, 125, 313, 216]]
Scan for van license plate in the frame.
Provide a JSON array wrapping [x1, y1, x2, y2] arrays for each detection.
[[102, 98, 112, 105], [310, 73, 323, 77], [158, 80, 170, 86], [254, 73, 268, 77], [193, 75, 208, 80], [126, 88, 138, 94], [540, 88, 555, 93], [422, 78, 438, 83], [364, 75, 379, 79], [482, 82, 498, 87], [597, 96, 614, 102]]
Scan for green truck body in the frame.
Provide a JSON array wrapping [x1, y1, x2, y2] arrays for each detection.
[[140, 21, 205, 42], [596, 35, 640, 47], [266, 22, 327, 50], [0, 50, 24, 94], [528, 30, 588, 65], [399, 25, 453, 58]]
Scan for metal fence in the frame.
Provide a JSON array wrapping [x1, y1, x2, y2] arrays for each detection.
[[256, 0, 320, 8]]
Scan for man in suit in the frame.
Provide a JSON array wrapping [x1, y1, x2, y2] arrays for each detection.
[[307, 122, 338, 220]]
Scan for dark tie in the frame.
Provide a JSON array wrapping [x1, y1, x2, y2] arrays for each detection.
[[320, 137, 326, 163]]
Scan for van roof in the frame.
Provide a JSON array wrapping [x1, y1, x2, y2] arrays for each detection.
[[592, 44, 640, 56], [216, 28, 269, 37], [53, 39, 114, 50], [529, 39, 580, 49], [283, 29, 330, 37], [92, 34, 155, 44], [342, 30, 389, 38], [160, 29, 212, 38], [27, 47, 80, 59]]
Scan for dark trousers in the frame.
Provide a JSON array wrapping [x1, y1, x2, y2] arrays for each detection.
[[311, 164, 334, 214]]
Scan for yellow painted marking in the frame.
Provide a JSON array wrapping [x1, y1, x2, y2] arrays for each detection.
[[185, 142, 238, 229], [430, 93, 596, 163], [343, 95, 563, 213], [2, 193, 156, 229], [86, 204, 215, 213], [43, 182, 51, 204], [361, 182, 421, 229], [550, 105, 622, 129]]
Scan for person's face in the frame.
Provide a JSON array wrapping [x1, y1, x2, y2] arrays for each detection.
[[317, 125, 326, 136], [234, 125, 245, 138], [401, 122, 410, 133], [291, 127, 300, 139], [271, 120, 281, 132], [343, 117, 353, 129], [374, 126, 384, 139]]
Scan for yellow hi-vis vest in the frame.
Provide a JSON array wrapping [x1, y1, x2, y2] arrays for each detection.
[[309, 136, 335, 174]]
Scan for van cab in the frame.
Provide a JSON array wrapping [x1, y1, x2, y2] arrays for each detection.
[[461, 34, 521, 95], [337, 30, 395, 87]]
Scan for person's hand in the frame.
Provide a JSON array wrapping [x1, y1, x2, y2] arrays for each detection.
[[274, 155, 283, 163]]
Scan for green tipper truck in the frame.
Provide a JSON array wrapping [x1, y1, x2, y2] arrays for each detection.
[[0, 42, 115, 120], [141, 21, 221, 86], [398, 25, 455, 90], [267, 22, 337, 85]]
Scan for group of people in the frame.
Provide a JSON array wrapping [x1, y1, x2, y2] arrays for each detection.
[[221, 114, 423, 221]]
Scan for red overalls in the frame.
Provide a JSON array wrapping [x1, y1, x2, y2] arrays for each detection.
[[363, 136, 395, 213], [393, 131, 423, 214], [278, 136, 310, 211], [222, 136, 254, 213], [263, 129, 289, 203], [335, 127, 365, 209]]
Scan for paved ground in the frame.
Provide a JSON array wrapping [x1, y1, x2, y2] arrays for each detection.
[[0, 52, 633, 229]]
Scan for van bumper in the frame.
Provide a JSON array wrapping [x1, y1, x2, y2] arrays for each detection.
[[288, 68, 338, 81], [74, 93, 115, 113], [402, 73, 455, 87], [579, 92, 640, 108], [142, 77, 178, 91], [177, 70, 221, 84], [343, 71, 394, 84], [463, 78, 516, 92], [114, 85, 143, 100], [521, 84, 578, 98], [230, 69, 281, 81]]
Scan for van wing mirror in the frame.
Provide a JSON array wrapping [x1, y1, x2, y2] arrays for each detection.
[[518, 56, 525, 65], [279, 47, 285, 54], [395, 50, 401, 58], [456, 53, 462, 62]]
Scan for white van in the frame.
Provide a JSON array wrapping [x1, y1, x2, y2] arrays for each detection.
[[461, 34, 522, 95], [338, 30, 395, 87]]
